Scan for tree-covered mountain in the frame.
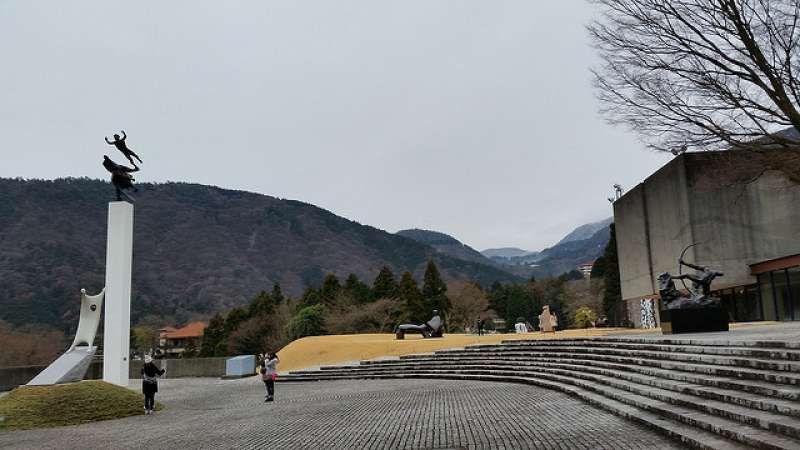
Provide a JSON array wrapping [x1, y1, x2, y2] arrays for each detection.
[[395, 229, 494, 266], [0, 178, 521, 331]]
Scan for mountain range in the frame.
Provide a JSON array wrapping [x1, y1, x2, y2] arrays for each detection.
[[0, 178, 521, 331], [0, 178, 611, 331]]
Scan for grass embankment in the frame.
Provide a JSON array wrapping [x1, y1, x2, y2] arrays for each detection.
[[0, 380, 158, 431], [276, 327, 658, 372], [276, 322, 780, 372]]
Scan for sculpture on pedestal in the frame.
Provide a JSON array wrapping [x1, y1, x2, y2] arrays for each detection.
[[103, 130, 145, 202], [658, 244, 729, 334], [395, 310, 444, 339]]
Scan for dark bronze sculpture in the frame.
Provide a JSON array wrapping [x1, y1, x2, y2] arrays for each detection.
[[658, 244, 728, 334], [395, 310, 444, 340], [105, 130, 143, 167], [658, 247, 724, 310], [102, 155, 139, 202]]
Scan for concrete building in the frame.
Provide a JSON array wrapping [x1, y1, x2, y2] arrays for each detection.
[[614, 149, 800, 327], [577, 261, 595, 278]]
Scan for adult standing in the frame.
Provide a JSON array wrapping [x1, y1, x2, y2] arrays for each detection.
[[141, 355, 165, 415], [261, 352, 280, 402]]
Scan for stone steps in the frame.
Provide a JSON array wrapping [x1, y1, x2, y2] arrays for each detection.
[[381, 351, 800, 385], [280, 337, 800, 448], [433, 346, 800, 372], [296, 360, 800, 417], [288, 362, 800, 439], [494, 339, 800, 361]]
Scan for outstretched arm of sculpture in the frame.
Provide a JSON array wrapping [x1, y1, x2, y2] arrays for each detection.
[[120, 130, 127, 140], [105, 136, 114, 145], [679, 258, 705, 272]]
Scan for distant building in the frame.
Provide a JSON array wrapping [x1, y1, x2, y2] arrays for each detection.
[[159, 322, 207, 356], [577, 261, 595, 278], [613, 148, 800, 327]]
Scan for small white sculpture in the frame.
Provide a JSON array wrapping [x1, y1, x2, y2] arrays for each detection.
[[70, 288, 105, 350], [514, 322, 528, 333], [28, 288, 105, 386]]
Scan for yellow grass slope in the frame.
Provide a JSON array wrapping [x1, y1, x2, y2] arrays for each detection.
[[277, 328, 655, 372]]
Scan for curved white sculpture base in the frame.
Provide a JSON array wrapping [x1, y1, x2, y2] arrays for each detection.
[[27, 289, 105, 386]]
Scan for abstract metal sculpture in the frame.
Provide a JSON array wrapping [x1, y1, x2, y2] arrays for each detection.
[[395, 310, 444, 339], [28, 289, 105, 386]]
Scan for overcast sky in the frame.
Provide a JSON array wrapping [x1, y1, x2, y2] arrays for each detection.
[[0, 1, 671, 251]]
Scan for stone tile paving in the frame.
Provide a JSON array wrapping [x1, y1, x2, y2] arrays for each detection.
[[0, 378, 681, 450]]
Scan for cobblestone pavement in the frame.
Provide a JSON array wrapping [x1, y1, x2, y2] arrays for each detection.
[[0, 378, 680, 450]]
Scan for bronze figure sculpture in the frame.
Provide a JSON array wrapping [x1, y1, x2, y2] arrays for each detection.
[[105, 130, 143, 167], [658, 244, 728, 334], [102, 155, 139, 202]]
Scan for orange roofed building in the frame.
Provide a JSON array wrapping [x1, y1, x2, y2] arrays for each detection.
[[159, 322, 207, 356]]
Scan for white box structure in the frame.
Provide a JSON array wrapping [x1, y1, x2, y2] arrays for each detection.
[[103, 201, 134, 386]]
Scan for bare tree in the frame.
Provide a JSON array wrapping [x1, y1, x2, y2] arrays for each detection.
[[446, 281, 489, 332], [590, 0, 800, 153]]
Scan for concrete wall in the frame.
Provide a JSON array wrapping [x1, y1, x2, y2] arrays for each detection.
[[129, 356, 232, 379], [0, 361, 102, 392], [2, 357, 235, 391], [615, 150, 800, 318]]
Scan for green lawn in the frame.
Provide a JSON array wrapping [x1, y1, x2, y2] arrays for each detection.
[[0, 380, 161, 431]]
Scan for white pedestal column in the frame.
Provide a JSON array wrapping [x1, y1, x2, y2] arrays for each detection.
[[103, 201, 134, 386]]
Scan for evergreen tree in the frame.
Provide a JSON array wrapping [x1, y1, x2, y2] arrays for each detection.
[[299, 288, 321, 309], [199, 313, 226, 357], [601, 224, 624, 325], [590, 256, 607, 279], [398, 271, 425, 322], [271, 283, 284, 304], [422, 260, 450, 315], [320, 273, 341, 305], [287, 304, 327, 341], [343, 273, 372, 304], [372, 266, 399, 299], [248, 290, 274, 318], [224, 307, 249, 335]]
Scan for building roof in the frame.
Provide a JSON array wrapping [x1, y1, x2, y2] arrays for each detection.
[[163, 322, 207, 339]]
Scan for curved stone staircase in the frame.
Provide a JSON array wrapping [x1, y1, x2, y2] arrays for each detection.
[[279, 337, 800, 449]]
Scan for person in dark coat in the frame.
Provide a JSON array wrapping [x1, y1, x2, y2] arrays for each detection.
[[141, 355, 165, 415]]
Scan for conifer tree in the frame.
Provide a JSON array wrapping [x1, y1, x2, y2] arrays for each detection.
[[320, 273, 341, 305], [271, 283, 284, 304], [601, 224, 624, 325], [422, 260, 450, 315], [199, 313, 226, 357], [248, 290, 274, 317], [343, 273, 372, 304], [372, 265, 399, 299], [399, 271, 425, 322]]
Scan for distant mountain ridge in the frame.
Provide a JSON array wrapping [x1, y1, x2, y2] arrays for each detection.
[[0, 178, 522, 331], [481, 247, 535, 259], [555, 217, 612, 245], [395, 229, 499, 266]]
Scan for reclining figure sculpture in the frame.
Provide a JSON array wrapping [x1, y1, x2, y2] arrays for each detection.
[[395, 310, 444, 340], [659, 257, 723, 310]]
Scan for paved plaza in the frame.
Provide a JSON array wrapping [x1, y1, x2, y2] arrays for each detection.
[[0, 378, 680, 450]]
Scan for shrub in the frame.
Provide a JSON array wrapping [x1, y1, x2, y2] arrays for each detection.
[[573, 306, 598, 329], [286, 304, 327, 341]]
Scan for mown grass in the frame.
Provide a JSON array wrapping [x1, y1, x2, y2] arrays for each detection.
[[0, 380, 161, 431]]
